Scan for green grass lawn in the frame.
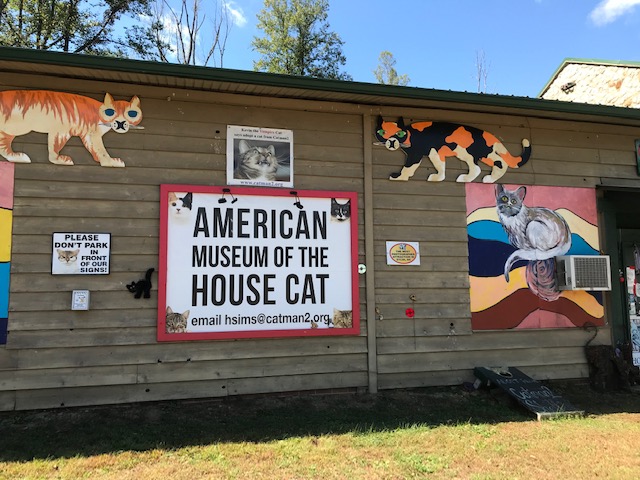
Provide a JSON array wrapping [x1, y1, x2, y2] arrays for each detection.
[[1, 381, 639, 479]]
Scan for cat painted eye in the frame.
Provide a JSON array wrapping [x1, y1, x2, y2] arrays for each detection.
[[128, 111, 138, 118], [104, 108, 116, 116], [396, 131, 407, 138], [377, 129, 386, 136]]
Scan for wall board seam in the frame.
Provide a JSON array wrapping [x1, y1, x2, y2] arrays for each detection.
[[363, 113, 378, 394]]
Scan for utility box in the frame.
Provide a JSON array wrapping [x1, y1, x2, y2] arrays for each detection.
[[556, 255, 612, 291]]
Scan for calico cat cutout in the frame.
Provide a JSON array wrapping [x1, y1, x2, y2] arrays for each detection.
[[0, 90, 143, 167], [496, 184, 571, 289], [234, 140, 279, 181], [332, 308, 353, 328], [375, 116, 531, 183], [166, 306, 189, 333], [330, 198, 351, 222], [127, 268, 154, 299]]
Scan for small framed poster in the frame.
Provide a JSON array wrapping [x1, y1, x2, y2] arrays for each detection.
[[52, 233, 111, 275], [71, 290, 90, 310], [227, 125, 293, 188], [158, 185, 359, 341]]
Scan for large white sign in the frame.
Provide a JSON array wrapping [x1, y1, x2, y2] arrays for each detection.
[[158, 185, 359, 341], [51, 233, 110, 275]]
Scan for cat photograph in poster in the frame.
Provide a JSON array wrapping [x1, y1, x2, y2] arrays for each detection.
[[227, 125, 293, 188]]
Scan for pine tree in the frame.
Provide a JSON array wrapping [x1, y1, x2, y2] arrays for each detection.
[[252, 0, 351, 80], [373, 51, 410, 86]]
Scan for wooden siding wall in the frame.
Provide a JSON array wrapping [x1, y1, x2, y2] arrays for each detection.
[[0, 71, 634, 410], [372, 108, 627, 390], [0, 73, 369, 411]]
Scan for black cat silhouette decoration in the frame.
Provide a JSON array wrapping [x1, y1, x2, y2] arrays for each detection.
[[127, 268, 154, 299]]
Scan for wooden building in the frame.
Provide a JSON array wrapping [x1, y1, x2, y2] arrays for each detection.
[[0, 47, 639, 411]]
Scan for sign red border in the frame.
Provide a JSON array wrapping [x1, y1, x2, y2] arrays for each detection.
[[158, 184, 360, 341]]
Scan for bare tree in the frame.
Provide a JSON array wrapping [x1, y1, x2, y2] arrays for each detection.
[[475, 49, 490, 93], [134, 0, 232, 66]]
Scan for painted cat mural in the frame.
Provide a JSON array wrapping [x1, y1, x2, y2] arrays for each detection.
[[0, 90, 143, 167], [374, 116, 531, 183], [466, 183, 604, 330]]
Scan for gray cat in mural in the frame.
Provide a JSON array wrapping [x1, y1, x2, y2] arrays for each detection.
[[496, 184, 572, 282]]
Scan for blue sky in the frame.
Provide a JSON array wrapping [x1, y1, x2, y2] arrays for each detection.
[[188, 0, 640, 98]]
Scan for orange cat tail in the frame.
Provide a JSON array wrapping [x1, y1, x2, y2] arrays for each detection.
[[497, 138, 531, 169]]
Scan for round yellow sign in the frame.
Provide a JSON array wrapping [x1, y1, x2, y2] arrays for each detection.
[[389, 243, 417, 264]]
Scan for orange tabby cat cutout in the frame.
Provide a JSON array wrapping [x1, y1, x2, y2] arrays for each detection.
[[0, 90, 143, 167]]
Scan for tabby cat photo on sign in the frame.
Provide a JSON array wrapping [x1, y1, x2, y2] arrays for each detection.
[[227, 125, 293, 188]]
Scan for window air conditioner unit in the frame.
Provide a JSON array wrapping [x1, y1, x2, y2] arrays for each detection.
[[556, 255, 611, 291]]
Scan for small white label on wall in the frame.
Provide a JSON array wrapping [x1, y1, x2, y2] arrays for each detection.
[[71, 290, 90, 310], [386, 241, 420, 266], [627, 266, 636, 294]]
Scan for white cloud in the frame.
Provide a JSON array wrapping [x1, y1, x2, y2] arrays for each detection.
[[161, 14, 185, 62], [224, 1, 247, 27], [590, 0, 640, 26]]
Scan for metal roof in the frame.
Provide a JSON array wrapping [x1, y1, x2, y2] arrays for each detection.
[[1, 47, 640, 124]]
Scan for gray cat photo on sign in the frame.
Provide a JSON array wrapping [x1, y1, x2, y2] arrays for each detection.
[[227, 125, 293, 188]]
